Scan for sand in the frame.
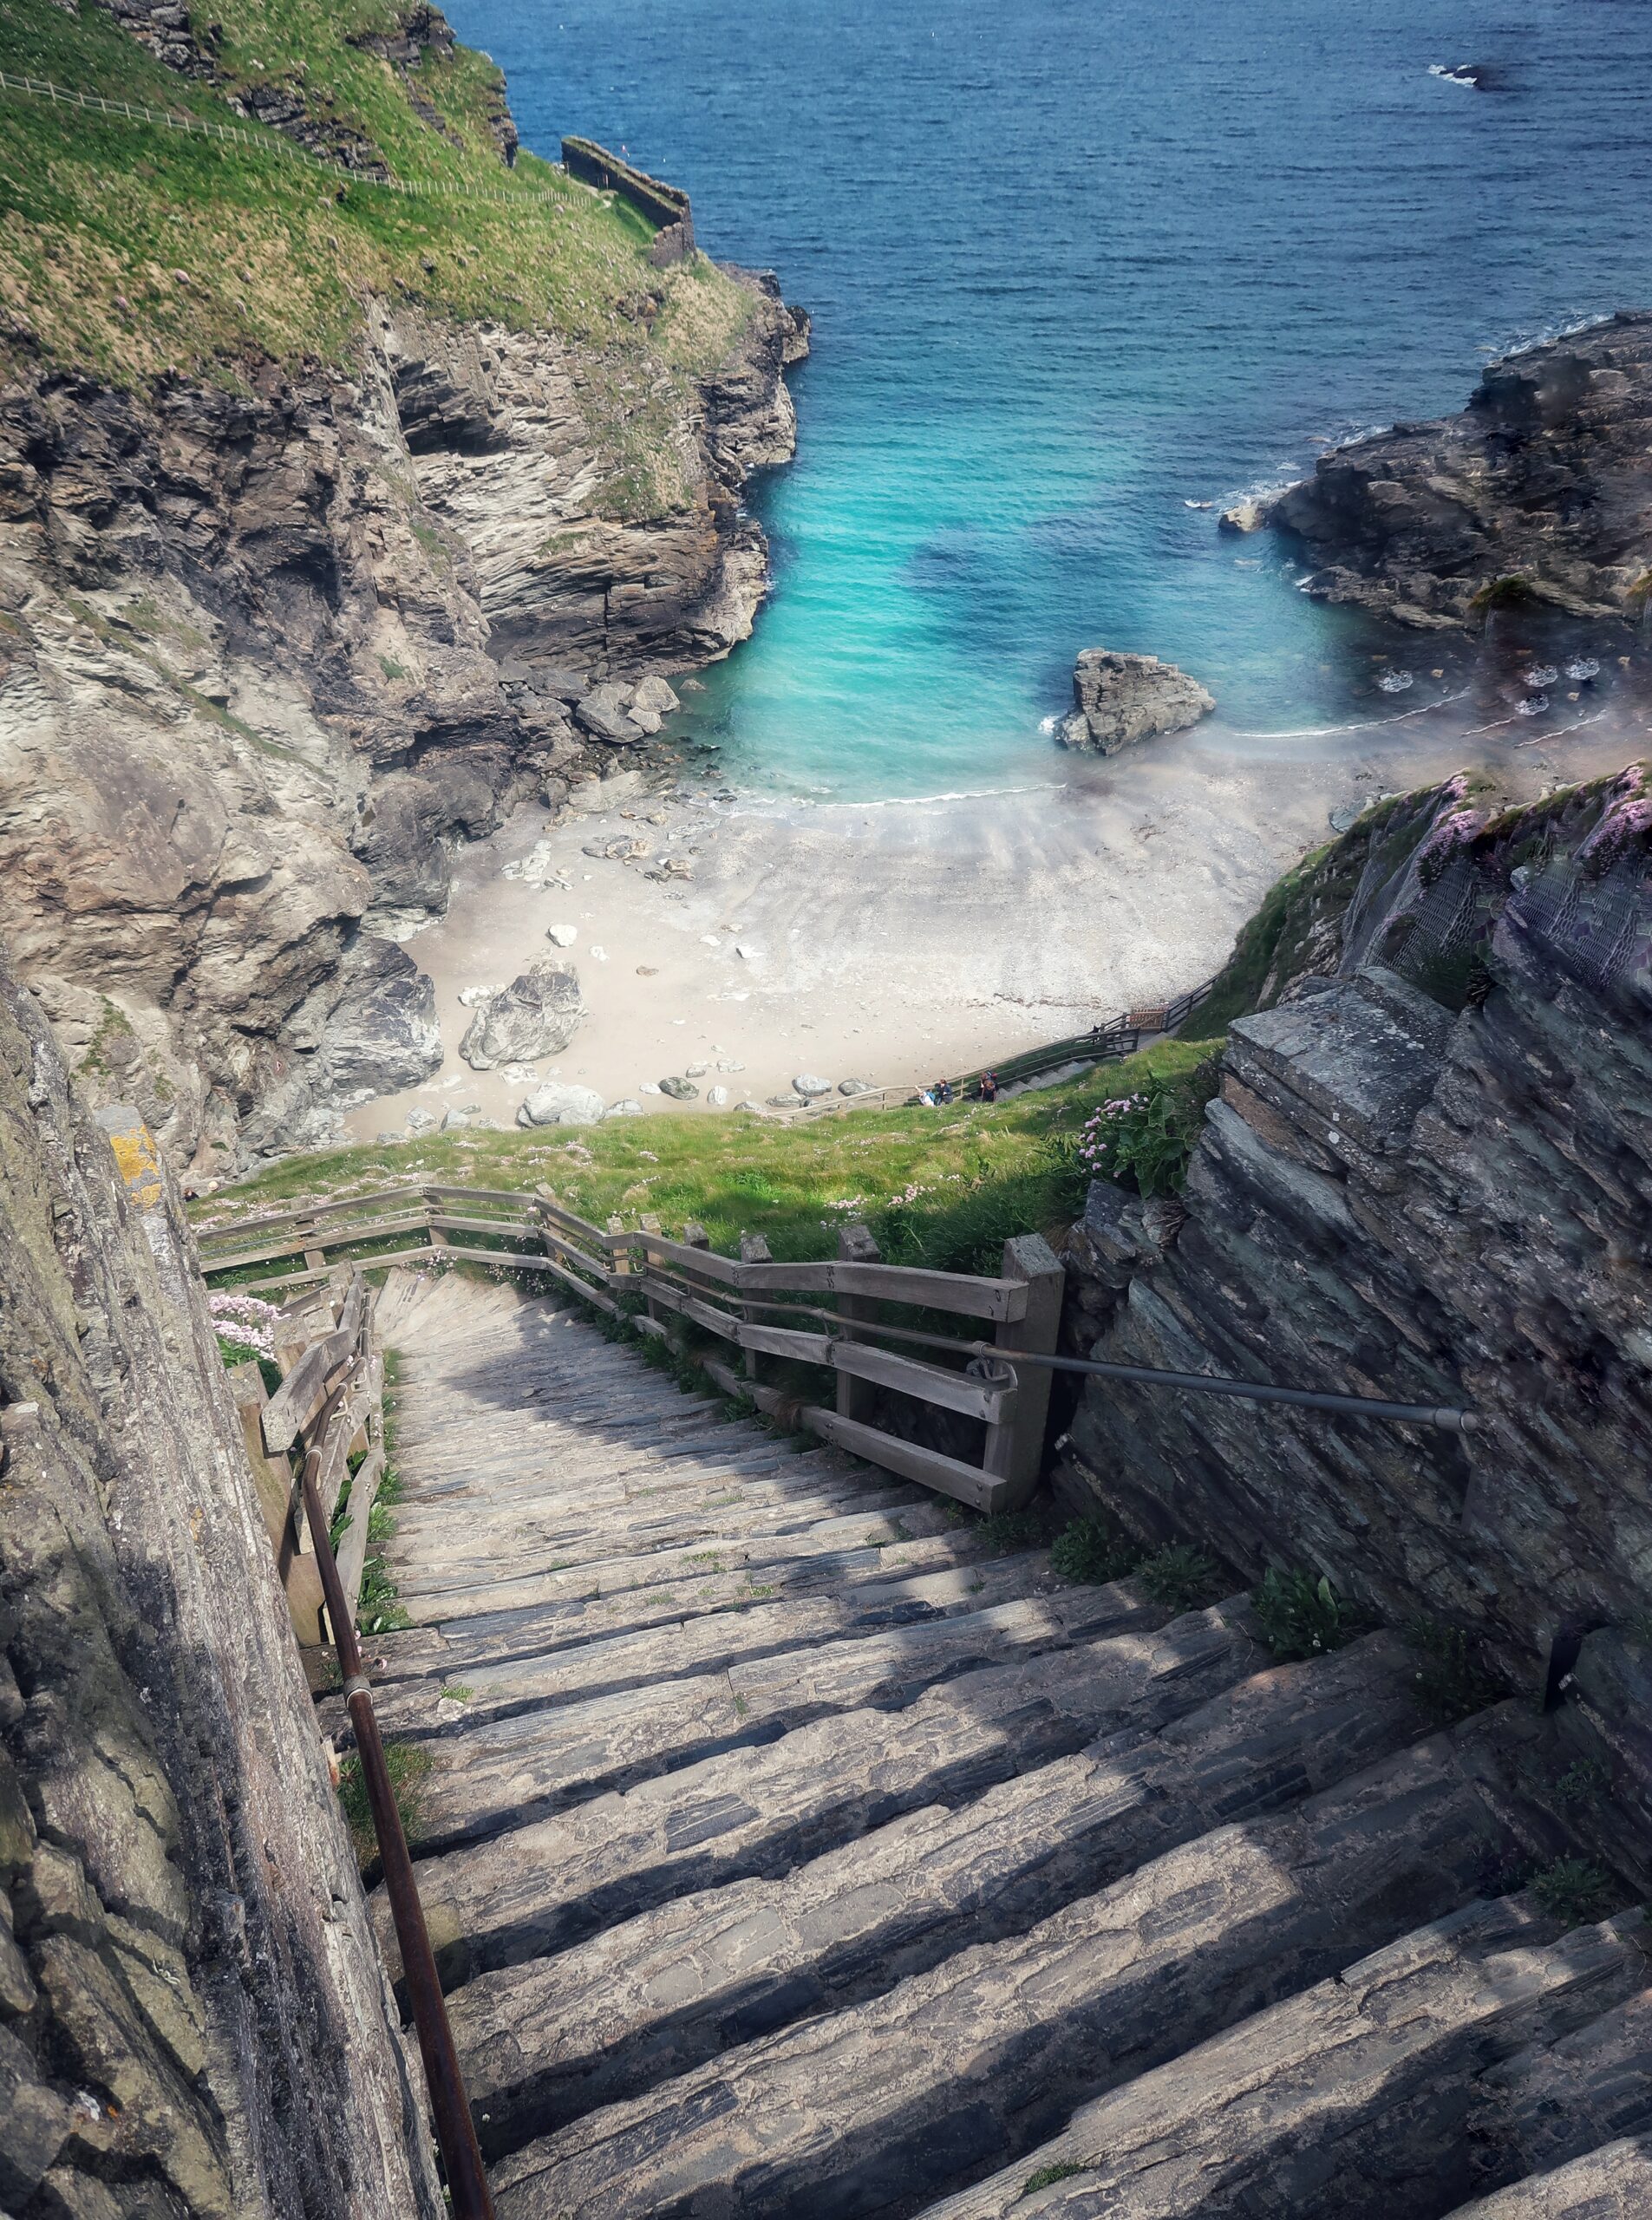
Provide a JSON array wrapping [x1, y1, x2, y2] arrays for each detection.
[[344, 695, 1649, 1140]]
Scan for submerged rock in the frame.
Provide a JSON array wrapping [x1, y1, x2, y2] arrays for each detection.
[[517, 1081, 605, 1127], [1218, 498, 1270, 533], [1058, 650, 1216, 755], [459, 961, 583, 1069]]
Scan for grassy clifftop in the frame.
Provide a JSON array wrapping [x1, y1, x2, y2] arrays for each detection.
[[0, 0, 751, 385]]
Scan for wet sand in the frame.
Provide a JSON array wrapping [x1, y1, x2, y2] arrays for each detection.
[[347, 695, 1648, 1139]]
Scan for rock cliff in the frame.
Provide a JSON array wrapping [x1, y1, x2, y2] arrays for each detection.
[[0, 938, 438, 2217], [0, 2, 806, 1179], [1058, 762, 1652, 1691], [1261, 311, 1652, 628]]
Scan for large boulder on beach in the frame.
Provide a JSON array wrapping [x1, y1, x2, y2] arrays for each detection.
[[517, 1081, 605, 1128], [459, 960, 583, 1069], [1057, 649, 1216, 756]]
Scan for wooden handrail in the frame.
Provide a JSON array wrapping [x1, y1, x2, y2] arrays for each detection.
[[287, 1276, 494, 2218], [201, 1185, 1066, 1515]]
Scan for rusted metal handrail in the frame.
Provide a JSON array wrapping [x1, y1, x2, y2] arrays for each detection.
[[296, 1288, 495, 2220]]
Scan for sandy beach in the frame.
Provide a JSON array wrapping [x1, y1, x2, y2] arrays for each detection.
[[344, 685, 1649, 1141]]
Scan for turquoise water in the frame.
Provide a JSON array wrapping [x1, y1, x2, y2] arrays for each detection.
[[450, 0, 1652, 799]]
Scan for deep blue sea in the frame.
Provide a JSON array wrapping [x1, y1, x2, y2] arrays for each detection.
[[448, 0, 1652, 800]]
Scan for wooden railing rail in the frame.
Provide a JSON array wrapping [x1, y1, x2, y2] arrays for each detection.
[[200, 1185, 1064, 1515]]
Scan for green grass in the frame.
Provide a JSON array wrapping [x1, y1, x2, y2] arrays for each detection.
[[0, 0, 754, 510], [1049, 1516, 1141, 1586], [1528, 1858, 1618, 1929], [1250, 1567, 1360, 1662], [336, 1739, 432, 1876], [1022, 2162, 1087, 2193], [190, 1037, 1211, 1271]]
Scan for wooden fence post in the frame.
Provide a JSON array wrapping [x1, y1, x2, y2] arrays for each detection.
[[982, 1232, 1064, 1512], [738, 1232, 771, 1381], [423, 1187, 446, 1256], [835, 1223, 883, 1427]]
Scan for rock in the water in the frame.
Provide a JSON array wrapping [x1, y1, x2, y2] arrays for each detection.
[[517, 1081, 605, 1128], [459, 961, 583, 1070], [1218, 498, 1270, 533], [632, 674, 681, 715], [658, 1075, 699, 1100], [546, 924, 578, 948], [838, 1077, 875, 1096], [706, 1085, 729, 1107], [792, 1074, 832, 1099], [1261, 312, 1652, 624], [1058, 650, 1216, 755]]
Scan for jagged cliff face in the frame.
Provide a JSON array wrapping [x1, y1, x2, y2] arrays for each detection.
[[0, 944, 438, 2218], [1263, 310, 1652, 628], [0, 6, 806, 1179], [1059, 765, 1652, 1689]]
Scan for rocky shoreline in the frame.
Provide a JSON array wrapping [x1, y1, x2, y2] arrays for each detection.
[[0, 260, 806, 1181], [1251, 310, 1652, 630]]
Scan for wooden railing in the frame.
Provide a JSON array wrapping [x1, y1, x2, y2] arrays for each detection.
[[198, 1184, 1065, 1515], [231, 1263, 494, 2217]]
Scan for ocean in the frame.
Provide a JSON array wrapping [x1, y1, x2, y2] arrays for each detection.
[[446, 0, 1652, 800]]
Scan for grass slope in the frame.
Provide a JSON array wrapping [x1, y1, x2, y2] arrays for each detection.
[[192, 1039, 1213, 1274], [0, 0, 751, 447]]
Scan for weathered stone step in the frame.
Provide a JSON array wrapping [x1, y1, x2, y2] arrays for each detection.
[[366, 1528, 1031, 1677], [379, 1602, 1262, 1990], [1440, 2138, 1652, 2219], [389, 1499, 988, 1624], [486, 1712, 1551, 2216], [385, 1474, 926, 1575], [907, 1903, 1649, 2220], [453, 1631, 1436, 2156], [356, 1553, 1058, 1728], [389, 1523, 1019, 1635], [1471, 1987, 1652, 2190], [396, 1583, 1161, 1851]]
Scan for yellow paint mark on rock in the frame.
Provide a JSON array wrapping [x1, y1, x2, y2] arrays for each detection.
[[108, 1120, 163, 1210]]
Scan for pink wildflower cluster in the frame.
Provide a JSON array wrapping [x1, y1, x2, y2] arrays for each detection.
[[209, 1291, 284, 1359], [1078, 1094, 1144, 1174]]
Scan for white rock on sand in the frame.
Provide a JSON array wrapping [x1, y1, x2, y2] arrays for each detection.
[[546, 923, 578, 948], [517, 1081, 604, 1128], [706, 1084, 729, 1107], [793, 1074, 832, 1098]]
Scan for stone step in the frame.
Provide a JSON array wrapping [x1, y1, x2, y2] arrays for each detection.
[[453, 1631, 1437, 2157], [389, 1523, 1023, 1635], [384, 1475, 927, 1574], [1470, 1987, 1652, 2190], [397, 1583, 1164, 1851], [378, 1601, 1262, 1991], [906, 1903, 1649, 2220], [356, 1552, 1060, 1729], [388, 1498, 994, 1625], [1440, 2138, 1652, 2219], [486, 1710, 1557, 2217]]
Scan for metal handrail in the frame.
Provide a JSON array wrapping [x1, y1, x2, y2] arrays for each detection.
[[987, 1346, 1478, 1432], [295, 1288, 495, 2220]]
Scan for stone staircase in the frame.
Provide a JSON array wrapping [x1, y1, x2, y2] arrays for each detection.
[[352, 1270, 1652, 2219]]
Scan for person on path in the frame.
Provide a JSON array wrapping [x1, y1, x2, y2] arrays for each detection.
[[980, 1070, 998, 1103]]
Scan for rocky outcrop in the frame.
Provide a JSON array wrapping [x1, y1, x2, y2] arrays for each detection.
[[0, 280, 805, 1175], [0, 939, 438, 2217], [1057, 649, 1215, 755], [1056, 762, 1652, 1690], [1260, 311, 1652, 627], [459, 960, 582, 1069]]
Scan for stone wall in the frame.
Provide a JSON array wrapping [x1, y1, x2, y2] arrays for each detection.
[[560, 138, 697, 265], [0, 939, 440, 2218], [1056, 764, 1652, 1694]]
